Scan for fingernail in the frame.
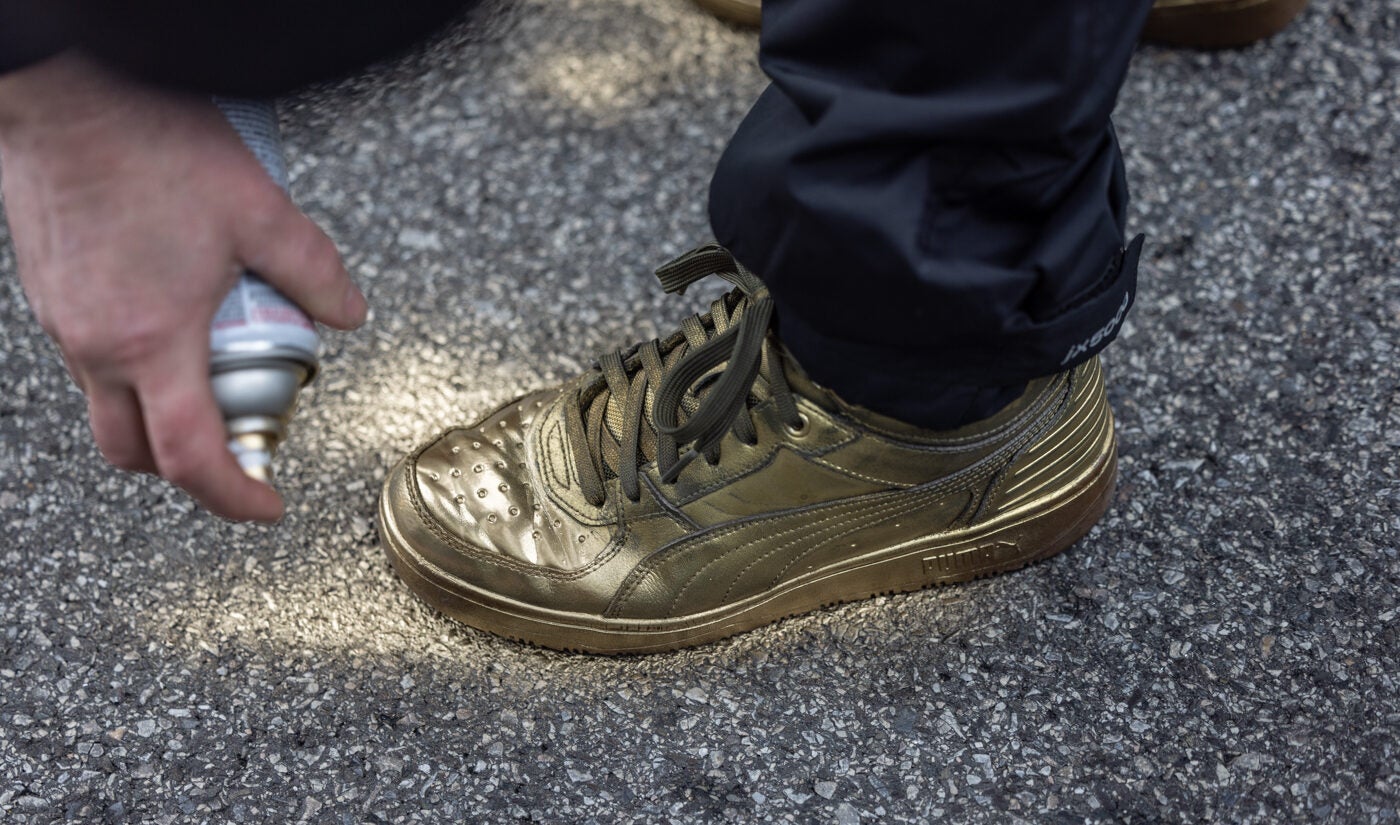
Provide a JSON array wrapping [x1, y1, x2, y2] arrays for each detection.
[[343, 285, 368, 327]]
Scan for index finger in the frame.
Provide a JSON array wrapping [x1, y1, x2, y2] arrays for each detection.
[[135, 337, 285, 523]]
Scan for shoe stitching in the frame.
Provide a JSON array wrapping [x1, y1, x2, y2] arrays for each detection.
[[729, 486, 941, 607], [816, 392, 1053, 488], [666, 485, 935, 613], [531, 390, 613, 527], [805, 455, 918, 487], [767, 487, 948, 589], [392, 516, 637, 613], [624, 440, 1002, 608], [541, 418, 567, 497], [613, 458, 987, 617], [667, 398, 860, 506], [848, 374, 1064, 447], [796, 380, 1064, 485], [610, 488, 904, 617], [640, 424, 956, 611], [641, 472, 700, 530]]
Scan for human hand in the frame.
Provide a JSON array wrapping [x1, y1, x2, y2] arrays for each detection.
[[0, 55, 367, 522]]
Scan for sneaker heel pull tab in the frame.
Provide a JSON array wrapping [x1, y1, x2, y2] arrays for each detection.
[[661, 448, 700, 484]]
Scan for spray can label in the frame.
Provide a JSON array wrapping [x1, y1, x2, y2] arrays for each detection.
[[211, 272, 320, 361]]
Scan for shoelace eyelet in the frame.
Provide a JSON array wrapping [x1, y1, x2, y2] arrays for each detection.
[[784, 412, 810, 439]]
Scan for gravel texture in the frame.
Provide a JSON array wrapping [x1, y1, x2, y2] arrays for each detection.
[[1, 0, 1398, 822]]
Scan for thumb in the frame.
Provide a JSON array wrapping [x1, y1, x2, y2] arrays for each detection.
[[233, 191, 367, 331]]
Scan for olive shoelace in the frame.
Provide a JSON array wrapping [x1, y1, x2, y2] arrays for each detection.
[[565, 244, 804, 507]]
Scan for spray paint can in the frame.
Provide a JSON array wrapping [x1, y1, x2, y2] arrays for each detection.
[[210, 98, 319, 483]]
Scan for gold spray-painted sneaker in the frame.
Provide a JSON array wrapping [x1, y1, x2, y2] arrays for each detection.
[[378, 244, 1121, 653]]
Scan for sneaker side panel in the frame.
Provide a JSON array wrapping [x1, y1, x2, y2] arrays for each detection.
[[607, 359, 1116, 622]]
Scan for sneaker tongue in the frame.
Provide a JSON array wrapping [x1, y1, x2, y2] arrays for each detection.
[[591, 341, 678, 478], [595, 390, 629, 476], [592, 334, 735, 479], [580, 286, 779, 489]]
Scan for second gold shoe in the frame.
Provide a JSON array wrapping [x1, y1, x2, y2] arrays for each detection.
[[378, 244, 1120, 653]]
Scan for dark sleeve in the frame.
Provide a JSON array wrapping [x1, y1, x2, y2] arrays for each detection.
[[0, 2, 66, 74], [0, 0, 480, 96]]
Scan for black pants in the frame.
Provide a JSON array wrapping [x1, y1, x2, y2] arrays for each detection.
[[3, 0, 1153, 429], [710, 0, 1153, 428]]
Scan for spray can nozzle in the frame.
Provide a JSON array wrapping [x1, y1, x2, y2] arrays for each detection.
[[229, 431, 278, 483]]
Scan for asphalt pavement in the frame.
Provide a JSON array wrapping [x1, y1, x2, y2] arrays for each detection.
[[1, 0, 1397, 821]]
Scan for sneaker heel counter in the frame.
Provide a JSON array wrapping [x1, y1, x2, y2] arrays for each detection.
[[983, 358, 1116, 519]]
